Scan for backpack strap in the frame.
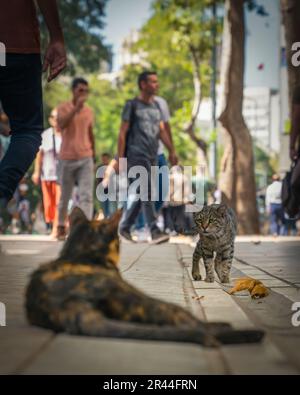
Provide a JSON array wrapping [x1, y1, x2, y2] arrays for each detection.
[[153, 98, 162, 116], [124, 98, 138, 157]]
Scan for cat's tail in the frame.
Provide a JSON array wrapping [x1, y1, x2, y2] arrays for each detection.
[[76, 318, 265, 347], [71, 311, 219, 347], [215, 329, 265, 345], [49, 302, 265, 347]]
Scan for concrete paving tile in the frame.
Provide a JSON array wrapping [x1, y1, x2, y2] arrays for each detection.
[[221, 339, 299, 375], [22, 335, 213, 375], [0, 327, 53, 374]]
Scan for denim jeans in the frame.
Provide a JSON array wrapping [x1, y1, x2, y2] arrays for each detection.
[[0, 54, 43, 201], [120, 158, 158, 233], [101, 199, 117, 218], [270, 203, 284, 235], [135, 153, 169, 230]]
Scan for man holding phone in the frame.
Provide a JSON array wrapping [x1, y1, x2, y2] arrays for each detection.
[[56, 77, 95, 240]]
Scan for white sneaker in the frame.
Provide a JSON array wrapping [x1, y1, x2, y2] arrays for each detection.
[[136, 227, 151, 243]]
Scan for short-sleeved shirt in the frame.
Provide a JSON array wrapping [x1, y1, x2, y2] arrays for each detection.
[[155, 96, 171, 156], [57, 101, 94, 161], [0, 0, 40, 53], [122, 98, 163, 163], [40, 128, 62, 181]]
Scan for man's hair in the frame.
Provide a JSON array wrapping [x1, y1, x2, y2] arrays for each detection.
[[71, 77, 88, 90], [138, 71, 157, 90], [101, 152, 111, 158]]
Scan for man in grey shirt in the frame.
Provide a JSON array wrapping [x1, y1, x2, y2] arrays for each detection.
[[117, 71, 177, 244]]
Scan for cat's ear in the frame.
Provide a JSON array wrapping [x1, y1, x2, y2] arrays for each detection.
[[106, 209, 123, 234], [69, 207, 88, 230]]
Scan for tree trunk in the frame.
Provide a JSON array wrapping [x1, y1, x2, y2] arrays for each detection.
[[218, 0, 259, 234]]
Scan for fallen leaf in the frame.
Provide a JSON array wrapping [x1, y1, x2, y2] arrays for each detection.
[[192, 295, 205, 301]]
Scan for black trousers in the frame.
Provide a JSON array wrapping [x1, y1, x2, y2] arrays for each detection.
[[0, 54, 43, 201], [120, 158, 159, 233], [164, 205, 186, 233]]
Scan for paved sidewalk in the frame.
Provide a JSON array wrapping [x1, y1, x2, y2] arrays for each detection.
[[0, 236, 300, 374]]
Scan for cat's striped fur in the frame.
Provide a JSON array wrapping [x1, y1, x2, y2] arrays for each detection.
[[192, 204, 237, 283]]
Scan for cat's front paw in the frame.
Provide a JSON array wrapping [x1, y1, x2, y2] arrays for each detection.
[[205, 276, 215, 283], [220, 276, 230, 284], [192, 272, 202, 281]]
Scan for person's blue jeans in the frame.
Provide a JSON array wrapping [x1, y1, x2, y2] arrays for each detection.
[[135, 153, 169, 230], [101, 199, 117, 218], [282, 217, 297, 236], [0, 54, 43, 201], [270, 203, 284, 235], [120, 158, 158, 233]]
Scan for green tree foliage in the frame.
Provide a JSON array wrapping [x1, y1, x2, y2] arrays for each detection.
[[39, 0, 112, 74]]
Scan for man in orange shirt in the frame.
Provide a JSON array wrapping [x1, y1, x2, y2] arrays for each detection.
[[56, 78, 95, 240], [0, 0, 66, 215]]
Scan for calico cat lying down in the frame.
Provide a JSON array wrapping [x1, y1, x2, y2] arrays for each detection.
[[25, 209, 264, 347]]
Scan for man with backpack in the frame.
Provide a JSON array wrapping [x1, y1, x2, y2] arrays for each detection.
[[117, 71, 178, 244], [282, 86, 300, 219]]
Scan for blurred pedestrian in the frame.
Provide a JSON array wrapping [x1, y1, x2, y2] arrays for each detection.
[[0, 108, 10, 161], [290, 86, 300, 163], [164, 165, 191, 236], [18, 182, 32, 233], [134, 95, 173, 239], [97, 153, 118, 218], [118, 71, 178, 244], [32, 108, 62, 237], [56, 78, 95, 240], [266, 174, 284, 236], [0, 0, 66, 218]]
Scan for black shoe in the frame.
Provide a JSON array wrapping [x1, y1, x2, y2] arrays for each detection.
[[150, 229, 170, 245], [119, 228, 136, 243], [57, 226, 67, 241], [45, 222, 53, 234]]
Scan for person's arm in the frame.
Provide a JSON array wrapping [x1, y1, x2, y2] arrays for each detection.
[[159, 122, 177, 166], [89, 125, 96, 161], [102, 159, 118, 188], [164, 121, 173, 145], [118, 121, 130, 159], [290, 103, 300, 161], [157, 98, 173, 147], [32, 150, 44, 185], [36, 0, 67, 82]]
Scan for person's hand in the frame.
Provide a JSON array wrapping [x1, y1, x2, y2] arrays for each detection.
[[43, 40, 67, 82], [169, 151, 178, 166], [290, 147, 298, 162], [31, 172, 40, 186], [74, 95, 87, 112], [101, 177, 109, 189]]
